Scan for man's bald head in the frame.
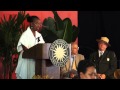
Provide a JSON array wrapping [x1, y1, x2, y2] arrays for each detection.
[[71, 43, 79, 55]]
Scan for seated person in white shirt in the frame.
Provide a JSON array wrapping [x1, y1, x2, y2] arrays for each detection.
[[60, 43, 85, 79]]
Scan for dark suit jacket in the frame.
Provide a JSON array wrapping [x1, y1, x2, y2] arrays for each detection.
[[89, 50, 117, 79]]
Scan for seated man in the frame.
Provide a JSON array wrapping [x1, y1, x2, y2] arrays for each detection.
[[77, 60, 97, 79], [60, 43, 85, 79]]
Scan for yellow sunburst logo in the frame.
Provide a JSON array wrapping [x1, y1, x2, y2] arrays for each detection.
[[49, 39, 70, 67]]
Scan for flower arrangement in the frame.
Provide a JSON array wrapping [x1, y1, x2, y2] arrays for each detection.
[[32, 75, 53, 79]]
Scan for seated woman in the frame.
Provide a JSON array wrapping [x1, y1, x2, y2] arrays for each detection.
[[77, 60, 97, 79]]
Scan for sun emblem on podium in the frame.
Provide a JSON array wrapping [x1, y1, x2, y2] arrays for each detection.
[[49, 39, 70, 67]]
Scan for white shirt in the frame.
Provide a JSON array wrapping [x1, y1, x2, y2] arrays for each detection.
[[70, 55, 76, 70], [98, 50, 104, 57], [17, 27, 45, 52]]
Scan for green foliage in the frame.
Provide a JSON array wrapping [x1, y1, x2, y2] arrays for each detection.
[[62, 18, 73, 43], [40, 11, 79, 43], [52, 11, 64, 31], [40, 17, 59, 43], [0, 11, 29, 79]]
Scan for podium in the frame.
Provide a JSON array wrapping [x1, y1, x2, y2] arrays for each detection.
[[22, 43, 60, 79]]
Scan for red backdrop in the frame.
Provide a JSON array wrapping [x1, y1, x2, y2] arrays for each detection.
[[0, 11, 77, 26], [0, 11, 78, 79], [0, 11, 78, 43]]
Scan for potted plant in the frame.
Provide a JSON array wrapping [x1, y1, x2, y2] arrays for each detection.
[[40, 11, 79, 43], [0, 11, 29, 79]]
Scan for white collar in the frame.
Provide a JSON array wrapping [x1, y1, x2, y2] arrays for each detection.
[[98, 50, 105, 54], [71, 54, 76, 58]]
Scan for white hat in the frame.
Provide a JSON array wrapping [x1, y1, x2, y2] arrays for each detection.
[[96, 37, 111, 46]]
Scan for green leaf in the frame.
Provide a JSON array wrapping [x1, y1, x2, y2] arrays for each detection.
[[40, 29, 59, 43], [51, 11, 79, 43], [40, 17, 59, 43], [72, 25, 79, 42], [56, 30, 64, 39], [42, 17, 57, 35], [63, 18, 72, 43], [52, 11, 64, 31], [3, 15, 7, 23]]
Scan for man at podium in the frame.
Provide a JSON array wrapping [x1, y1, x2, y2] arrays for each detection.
[[15, 16, 45, 79]]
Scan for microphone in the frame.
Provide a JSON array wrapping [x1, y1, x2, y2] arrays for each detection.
[[36, 37, 41, 42]]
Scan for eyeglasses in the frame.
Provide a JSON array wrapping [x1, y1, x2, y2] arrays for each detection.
[[72, 47, 79, 49], [88, 73, 97, 77]]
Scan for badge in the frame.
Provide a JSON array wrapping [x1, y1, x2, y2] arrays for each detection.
[[107, 58, 110, 61]]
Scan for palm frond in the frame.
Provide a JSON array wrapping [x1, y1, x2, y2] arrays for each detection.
[[0, 11, 29, 79]]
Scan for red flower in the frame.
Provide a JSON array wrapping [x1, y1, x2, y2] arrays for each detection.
[[15, 54, 18, 59], [0, 57, 4, 62], [12, 54, 15, 60], [12, 54, 18, 60]]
